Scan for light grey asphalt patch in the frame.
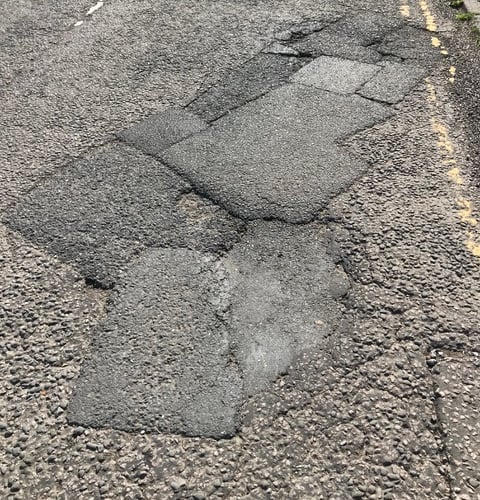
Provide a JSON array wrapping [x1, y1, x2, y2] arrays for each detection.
[[68, 221, 346, 437], [68, 248, 243, 438], [117, 109, 208, 156], [225, 221, 348, 395], [358, 61, 426, 104], [185, 53, 307, 122], [3, 143, 243, 287], [163, 83, 391, 223], [292, 56, 379, 94]]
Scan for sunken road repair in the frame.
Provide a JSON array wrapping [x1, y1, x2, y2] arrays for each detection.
[[4, 12, 437, 437]]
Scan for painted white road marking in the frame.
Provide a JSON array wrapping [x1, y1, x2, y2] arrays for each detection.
[[86, 1, 104, 16]]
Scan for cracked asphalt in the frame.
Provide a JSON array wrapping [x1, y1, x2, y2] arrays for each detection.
[[1, 0, 480, 498]]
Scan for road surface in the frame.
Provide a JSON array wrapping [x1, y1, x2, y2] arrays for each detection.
[[1, 0, 480, 498]]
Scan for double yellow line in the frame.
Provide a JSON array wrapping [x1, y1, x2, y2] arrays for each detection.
[[400, 0, 480, 257]]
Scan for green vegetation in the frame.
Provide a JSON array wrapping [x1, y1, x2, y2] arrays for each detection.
[[456, 12, 476, 20], [449, 0, 464, 8]]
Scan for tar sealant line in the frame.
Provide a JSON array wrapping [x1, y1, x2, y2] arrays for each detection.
[[73, 1, 105, 28]]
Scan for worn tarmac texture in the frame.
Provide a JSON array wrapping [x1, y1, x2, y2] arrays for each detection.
[[331, 82, 480, 498], [69, 222, 346, 436], [3, 143, 243, 287], [432, 11, 480, 493], [432, 354, 480, 495], [163, 84, 391, 223], [1, 0, 480, 498]]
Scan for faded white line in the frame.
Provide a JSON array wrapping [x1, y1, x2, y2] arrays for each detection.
[[86, 1, 104, 16], [73, 1, 105, 28]]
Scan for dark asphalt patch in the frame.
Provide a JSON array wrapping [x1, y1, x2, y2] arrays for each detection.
[[185, 53, 308, 122], [288, 12, 402, 62], [117, 109, 208, 156], [320, 13, 403, 46], [68, 248, 243, 438], [3, 143, 243, 288], [377, 26, 442, 64], [68, 221, 347, 437]]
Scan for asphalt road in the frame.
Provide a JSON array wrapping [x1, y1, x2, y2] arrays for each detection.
[[1, 0, 480, 498]]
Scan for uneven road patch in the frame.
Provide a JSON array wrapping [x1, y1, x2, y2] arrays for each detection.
[[69, 222, 347, 437]]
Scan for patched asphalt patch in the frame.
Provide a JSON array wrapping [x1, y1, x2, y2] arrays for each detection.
[[292, 56, 380, 94], [117, 108, 208, 156], [319, 13, 403, 46], [185, 53, 308, 122], [5, 11, 434, 441], [162, 83, 392, 223], [68, 248, 242, 438], [68, 221, 347, 437], [288, 12, 402, 62], [358, 61, 426, 104], [3, 143, 243, 288], [224, 221, 349, 396], [377, 26, 442, 64]]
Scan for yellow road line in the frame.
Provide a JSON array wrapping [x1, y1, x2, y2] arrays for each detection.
[[419, 0, 438, 31], [425, 78, 480, 257], [401, 1, 478, 257], [447, 167, 463, 185], [400, 4, 411, 17]]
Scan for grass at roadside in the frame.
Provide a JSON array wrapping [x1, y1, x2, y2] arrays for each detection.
[[456, 12, 476, 20]]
